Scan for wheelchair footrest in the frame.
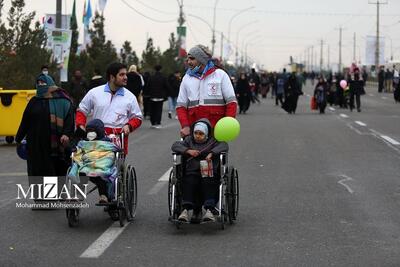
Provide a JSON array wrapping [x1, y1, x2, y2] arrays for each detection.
[[95, 201, 118, 207]]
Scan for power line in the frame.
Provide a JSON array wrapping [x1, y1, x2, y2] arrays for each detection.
[[185, 4, 400, 17], [131, 0, 177, 15], [120, 0, 176, 23]]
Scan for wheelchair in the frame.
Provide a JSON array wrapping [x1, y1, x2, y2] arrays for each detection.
[[168, 151, 239, 229], [65, 133, 137, 227]]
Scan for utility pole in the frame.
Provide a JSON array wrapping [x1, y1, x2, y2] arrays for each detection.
[[369, 0, 388, 72], [177, 0, 185, 58], [220, 32, 224, 62], [320, 39, 324, 72], [56, 0, 62, 28], [353, 32, 356, 62], [327, 45, 330, 71], [311, 46, 314, 72], [336, 26, 345, 73], [211, 0, 218, 55]]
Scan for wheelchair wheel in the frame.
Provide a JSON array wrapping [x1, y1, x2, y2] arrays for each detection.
[[227, 166, 239, 224], [220, 183, 227, 230], [66, 208, 79, 227], [125, 165, 137, 221], [168, 169, 181, 222]]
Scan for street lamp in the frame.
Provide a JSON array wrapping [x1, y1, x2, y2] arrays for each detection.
[[228, 6, 254, 42], [245, 36, 262, 68], [226, 6, 254, 61], [187, 13, 223, 55], [211, 0, 219, 55], [235, 20, 258, 66]]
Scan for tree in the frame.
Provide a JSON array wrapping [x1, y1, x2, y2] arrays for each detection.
[[120, 41, 139, 67], [68, 0, 79, 79], [160, 32, 184, 76], [83, 12, 117, 79], [141, 37, 161, 73], [0, 0, 54, 89]]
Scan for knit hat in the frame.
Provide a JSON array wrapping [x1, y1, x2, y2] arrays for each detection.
[[193, 121, 208, 137], [188, 45, 212, 65]]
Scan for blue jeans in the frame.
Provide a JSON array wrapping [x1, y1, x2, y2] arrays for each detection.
[[168, 97, 177, 113]]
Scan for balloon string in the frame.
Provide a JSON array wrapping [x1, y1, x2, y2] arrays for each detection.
[[185, 140, 217, 162]]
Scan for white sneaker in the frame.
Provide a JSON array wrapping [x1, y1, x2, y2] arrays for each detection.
[[178, 209, 189, 222], [202, 209, 215, 222], [154, 125, 162, 129]]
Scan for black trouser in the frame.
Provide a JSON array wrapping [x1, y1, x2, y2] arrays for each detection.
[[150, 100, 163, 125], [275, 93, 283, 105], [349, 91, 361, 110], [182, 174, 219, 210], [89, 177, 108, 196], [143, 96, 151, 117], [378, 81, 384, 92]]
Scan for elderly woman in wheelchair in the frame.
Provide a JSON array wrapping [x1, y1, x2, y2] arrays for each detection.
[[65, 119, 137, 227], [171, 118, 234, 226]]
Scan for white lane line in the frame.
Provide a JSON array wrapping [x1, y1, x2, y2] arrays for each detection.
[[0, 172, 27, 177], [158, 167, 172, 181], [338, 174, 354, 194], [147, 167, 172, 195], [80, 222, 129, 258], [329, 107, 335, 111], [340, 114, 349, 118], [380, 135, 400, 145], [148, 182, 166, 195], [355, 121, 367, 127]]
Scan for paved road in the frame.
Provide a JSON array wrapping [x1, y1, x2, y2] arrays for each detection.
[[1, 81, 400, 266]]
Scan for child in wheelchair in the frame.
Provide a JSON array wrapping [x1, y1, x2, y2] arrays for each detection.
[[171, 118, 228, 223], [68, 119, 120, 204]]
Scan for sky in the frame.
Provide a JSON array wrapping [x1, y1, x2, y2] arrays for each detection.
[[2, 0, 400, 71]]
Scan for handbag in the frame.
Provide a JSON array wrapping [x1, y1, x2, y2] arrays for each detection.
[[310, 96, 317, 110]]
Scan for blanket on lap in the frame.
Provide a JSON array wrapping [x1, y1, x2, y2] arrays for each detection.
[[68, 140, 120, 197]]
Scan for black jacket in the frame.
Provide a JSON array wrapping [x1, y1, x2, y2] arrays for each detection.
[[126, 72, 143, 98], [167, 74, 180, 97], [146, 71, 168, 99], [171, 119, 228, 176]]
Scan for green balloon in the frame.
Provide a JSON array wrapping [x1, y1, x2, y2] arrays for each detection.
[[214, 117, 240, 142]]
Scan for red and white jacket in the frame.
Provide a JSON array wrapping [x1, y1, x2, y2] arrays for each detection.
[[176, 68, 237, 128], [75, 83, 142, 154]]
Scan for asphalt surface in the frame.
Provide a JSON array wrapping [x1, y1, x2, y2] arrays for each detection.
[[1, 81, 400, 267]]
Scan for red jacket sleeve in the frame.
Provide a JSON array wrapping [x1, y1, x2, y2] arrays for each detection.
[[176, 106, 190, 128], [225, 102, 237, 118], [127, 117, 142, 131], [75, 110, 87, 127]]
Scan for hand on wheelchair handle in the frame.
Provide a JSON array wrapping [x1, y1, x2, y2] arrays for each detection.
[[180, 126, 190, 138]]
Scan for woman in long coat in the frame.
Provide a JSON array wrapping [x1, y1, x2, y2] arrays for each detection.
[[16, 74, 74, 176], [235, 73, 251, 114]]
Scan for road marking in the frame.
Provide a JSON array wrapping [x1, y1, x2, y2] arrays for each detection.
[[355, 121, 367, 127], [148, 167, 172, 195], [340, 114, 349, 118], [338, 174, 354, 194], [368, 94, 374, 97], [382, 96, 388, 100], [158, 167, 172, 181], [80, 222, 129, 258], [380, 135, 400, 145], [329, 107, 335, 111], [0, 172, 27, 177]]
